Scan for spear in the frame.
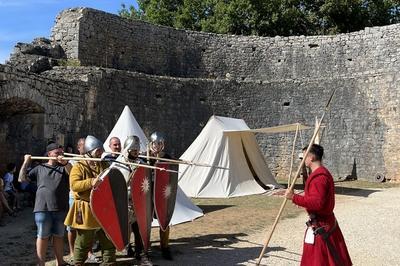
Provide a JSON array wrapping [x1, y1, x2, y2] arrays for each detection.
[[137, 154, 229, 169], [97, 151, 229, 170], [30, 156, 178, 173], [256, 88, 337, 265]]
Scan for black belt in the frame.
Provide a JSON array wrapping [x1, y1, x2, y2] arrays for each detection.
[[314, 219, 342, 265]]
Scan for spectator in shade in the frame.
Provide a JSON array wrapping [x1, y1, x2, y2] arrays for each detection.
[[3, 163, 22, 211]]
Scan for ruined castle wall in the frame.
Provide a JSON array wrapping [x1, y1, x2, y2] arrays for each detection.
[[3, 8, 400, 181], [52, 8, 400, 82], [0, 65, 89, 165], [1, 64, 399, 180]]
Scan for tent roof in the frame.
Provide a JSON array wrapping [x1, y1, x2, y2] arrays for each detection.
[[103, 105, 148, 152], [179, 115, 282, 198], [224, 123, 311, 134]]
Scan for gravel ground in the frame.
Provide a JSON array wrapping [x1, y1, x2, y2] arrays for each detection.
[[239, 186, 400, 266], [152, 186, 400, 266], [1, 186, 398, 265]]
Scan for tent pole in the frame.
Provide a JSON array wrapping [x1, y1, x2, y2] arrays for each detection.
[[256, 88, 337, 265], [287, 124, 299, 186]]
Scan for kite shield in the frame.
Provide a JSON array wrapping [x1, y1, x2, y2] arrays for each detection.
[[90, 168, 129, 251], [131, 166, 153, 251], [153, 162, 178, 231]]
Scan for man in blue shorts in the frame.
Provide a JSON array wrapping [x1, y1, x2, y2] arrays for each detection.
[[19, 143, 70, 266]]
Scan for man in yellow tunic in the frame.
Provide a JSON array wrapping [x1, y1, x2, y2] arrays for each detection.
[[64, 135, 116, 265]]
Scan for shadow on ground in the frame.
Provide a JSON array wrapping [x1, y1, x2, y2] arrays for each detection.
[[334, 186, 381, 197], [197, 204, 234, 214], [148, 233, 300, 266], [277, 182, 381, 198]]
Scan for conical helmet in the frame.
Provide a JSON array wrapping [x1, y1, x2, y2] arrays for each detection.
[[84, 135, 103, 153], [150, 131, 166, 144], [124, 135, 140, 152]]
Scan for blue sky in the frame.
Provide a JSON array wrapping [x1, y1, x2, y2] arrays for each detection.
[[0, 0, 138, 63]]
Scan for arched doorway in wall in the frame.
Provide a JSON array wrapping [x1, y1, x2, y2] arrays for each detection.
[[0, 97, 45, 172]]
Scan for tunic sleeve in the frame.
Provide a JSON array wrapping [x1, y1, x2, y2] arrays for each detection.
[[292, 174, 329, 212], [70, 164, 93, 192]]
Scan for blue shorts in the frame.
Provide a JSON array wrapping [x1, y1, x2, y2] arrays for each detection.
[[34, 211, 67, 238]]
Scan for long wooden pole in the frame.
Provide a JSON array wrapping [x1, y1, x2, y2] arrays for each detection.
[[97, 151, 228, 169], [287, 124, 300, 186], [256, 88, 337, 265], [30, 156, 178, 173], [137, 154, 228, 169]]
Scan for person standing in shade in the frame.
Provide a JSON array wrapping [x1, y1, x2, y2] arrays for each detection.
[[285, 144, 352, 266], [19, 143, 70, 266], [3, 163, 22, 211]]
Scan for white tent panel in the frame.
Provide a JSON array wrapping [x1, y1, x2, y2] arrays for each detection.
[[103, 105, 148, 152], [179, 116, 279, 198], [224, 123, 311, 134], [105, 106, 204, 226], [152, 187, 203, 227]]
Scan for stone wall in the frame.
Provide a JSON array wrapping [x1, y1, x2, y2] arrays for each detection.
[[1, 7, 400, 181], [52, 8, 400, 81], [3, 64, 398, 181], [0, 65, 88, 166]]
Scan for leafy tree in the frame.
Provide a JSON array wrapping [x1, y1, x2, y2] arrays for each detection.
[[119, 0, 400, 36]]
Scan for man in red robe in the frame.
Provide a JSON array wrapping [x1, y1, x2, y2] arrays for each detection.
[[285, 144, 352, 266]]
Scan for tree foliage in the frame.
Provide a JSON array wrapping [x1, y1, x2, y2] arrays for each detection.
[[119, 0, 400, 36]]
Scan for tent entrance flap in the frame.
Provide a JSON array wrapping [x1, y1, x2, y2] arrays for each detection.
[[241, 138, 270, 190]]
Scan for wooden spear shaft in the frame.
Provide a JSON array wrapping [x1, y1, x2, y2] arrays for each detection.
[[30, 156, 177, 173], [256, 88, 337, 265], [99, 151, 228, 169], [138, 154, 228, 169], [287, 124, 300, 186]]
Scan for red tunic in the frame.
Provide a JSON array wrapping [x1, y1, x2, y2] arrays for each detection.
[[292, 166, 352, 266]]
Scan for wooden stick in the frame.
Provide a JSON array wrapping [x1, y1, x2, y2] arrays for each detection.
[[256, 88, 337, 265], [101, 151, 228, 169], [287, 124, 300, 186], [138, 154, 228, 169], [63, 152, 83, 157], [30, 156, 178, 173]]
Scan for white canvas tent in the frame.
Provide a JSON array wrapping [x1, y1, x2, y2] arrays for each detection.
[[105, 106, 203, 226], [103, 105, 148, 152], [178, 116, 309, 198]]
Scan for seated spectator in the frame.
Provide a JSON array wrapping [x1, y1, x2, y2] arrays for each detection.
[[3, 163, 22, 211], [0, 175, 16, 226]]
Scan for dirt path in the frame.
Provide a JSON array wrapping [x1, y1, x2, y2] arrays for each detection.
[[1, 186, 398, 265]]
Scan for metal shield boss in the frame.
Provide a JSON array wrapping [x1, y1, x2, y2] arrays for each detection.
[[90, 168, 129, 251], [131, 167, 153, 251], [154, 162, 178, 231]]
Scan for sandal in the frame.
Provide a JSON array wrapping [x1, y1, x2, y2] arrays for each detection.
[[86, 253, 100, 263]]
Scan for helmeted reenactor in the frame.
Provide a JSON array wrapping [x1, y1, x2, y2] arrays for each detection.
[[111, 135, 150, 262], [64, 135, 116, 265], [148, 131, 175, 260]]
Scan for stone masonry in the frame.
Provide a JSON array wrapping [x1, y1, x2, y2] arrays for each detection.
[[1, 7, 400, 181]]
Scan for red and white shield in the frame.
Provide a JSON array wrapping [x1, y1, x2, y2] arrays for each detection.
[[153, 162, 178, 231], [131, 166, 153, 251], [90, 168, 129, 251]]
